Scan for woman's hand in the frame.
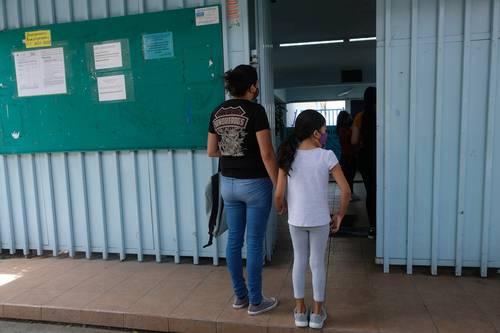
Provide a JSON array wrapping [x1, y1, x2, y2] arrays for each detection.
[[276, 199, 288, 216], [330, 213, 344, 234]]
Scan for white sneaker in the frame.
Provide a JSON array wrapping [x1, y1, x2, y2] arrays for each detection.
[[294, 307, 309, 328], [309, 307, 327, 329]]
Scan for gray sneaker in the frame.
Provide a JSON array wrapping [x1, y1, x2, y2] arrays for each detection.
[[294, 307, 309, 328], [247, 296, 278, 315], [232, 295, 249, 309], [309, 307, 327, 329]]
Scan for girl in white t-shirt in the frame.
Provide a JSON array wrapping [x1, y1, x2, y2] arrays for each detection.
[[274, 109, 351, 329]]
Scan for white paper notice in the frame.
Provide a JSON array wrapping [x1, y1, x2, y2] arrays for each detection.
[[93, 42, 123, 70], [97, 75, 127, 102], [13, 47, 67, 97], [195, 6, 220, 26]]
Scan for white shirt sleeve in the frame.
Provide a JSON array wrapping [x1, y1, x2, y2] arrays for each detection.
[[325, 149, 339, 171]]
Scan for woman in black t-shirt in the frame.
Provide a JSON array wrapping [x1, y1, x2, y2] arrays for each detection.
[[207, 64, 279, 315]]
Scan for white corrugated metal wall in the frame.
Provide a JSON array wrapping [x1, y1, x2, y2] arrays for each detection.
[[377, 0, 500, 277], [0, 0, 266, 265]]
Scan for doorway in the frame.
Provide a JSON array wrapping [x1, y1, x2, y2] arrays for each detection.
[[252, 0, 377, 246]]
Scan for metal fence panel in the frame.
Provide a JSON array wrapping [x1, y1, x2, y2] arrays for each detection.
[[377, 0, 500, 276], [0, 0, 265, 264]]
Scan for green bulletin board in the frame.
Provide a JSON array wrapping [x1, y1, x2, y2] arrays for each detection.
[[0, 6, 224, 154]]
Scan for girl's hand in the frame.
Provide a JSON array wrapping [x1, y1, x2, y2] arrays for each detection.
[[276, 199, 288, 215], [330, 214, 343, 234]]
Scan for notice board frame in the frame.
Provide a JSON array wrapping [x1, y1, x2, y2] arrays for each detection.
[[0, 6, 224, 154]]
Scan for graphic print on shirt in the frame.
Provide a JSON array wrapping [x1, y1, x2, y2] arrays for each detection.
[[212, 106, 249, 156]]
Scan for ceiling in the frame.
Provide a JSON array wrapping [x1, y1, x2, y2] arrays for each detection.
[[268, 0, 376, 89]]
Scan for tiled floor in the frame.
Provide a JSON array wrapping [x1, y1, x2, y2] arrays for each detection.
[[1, 235, 499, 333], [0, 183, 499, 333]]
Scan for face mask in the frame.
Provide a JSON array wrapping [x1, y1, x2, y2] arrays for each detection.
[[319, 132, 328, 146]]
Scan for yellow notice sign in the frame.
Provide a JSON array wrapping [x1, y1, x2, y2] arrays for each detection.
[[25, 30, 51, 48]]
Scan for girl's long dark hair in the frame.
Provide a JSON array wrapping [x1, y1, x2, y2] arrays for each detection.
[[278, 109, 326, 175]]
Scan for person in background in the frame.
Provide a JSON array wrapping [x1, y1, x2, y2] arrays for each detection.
[[275, 110, 351, 329], [351, 87, 377, 239], [336, 111, 357, 196], [207, 64, 279, 315]]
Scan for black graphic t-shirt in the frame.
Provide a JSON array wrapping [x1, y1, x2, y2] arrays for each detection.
[[208, 99, 270, 179]]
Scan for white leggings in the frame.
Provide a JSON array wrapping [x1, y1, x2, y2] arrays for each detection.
[[289, 224, 330, 302]]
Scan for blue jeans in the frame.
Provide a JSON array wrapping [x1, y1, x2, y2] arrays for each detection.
[[221, 176, 272, 305]]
